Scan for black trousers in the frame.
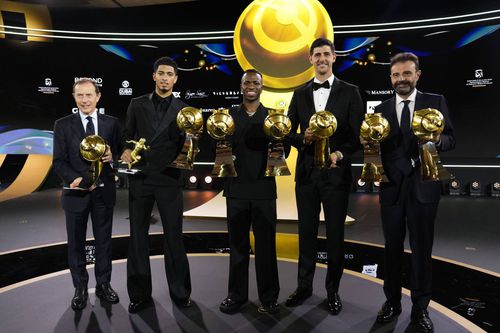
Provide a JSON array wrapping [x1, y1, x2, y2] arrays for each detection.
[[380, 174, 438, 309], [127, 177, 191, 303], [295, 171, 349, 294], [226, 197, 279, 304], [64, 188, 113, 288]]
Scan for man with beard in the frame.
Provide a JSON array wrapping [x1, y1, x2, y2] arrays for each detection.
[[374, 52, 455, 332], [120, 56, 192, 313], [218, 69, 283, 315], [285, 37, 364, 315]]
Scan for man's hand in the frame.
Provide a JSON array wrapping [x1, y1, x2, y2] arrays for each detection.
[[303, 128, 318, 145], [359, 135, 368, 146], [101, 145, 113, 163], [329, 151, 343, 168], [120, 149, 132, 163], [70, 177, 83, 189]]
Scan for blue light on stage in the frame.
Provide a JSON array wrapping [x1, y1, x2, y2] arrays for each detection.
[[0, 129, 53, 155], [456, 25, 500, 48], [99, 44, 133, 61]]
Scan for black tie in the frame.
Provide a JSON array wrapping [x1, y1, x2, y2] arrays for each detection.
[[85, 116, 95, 136], [313, 80, 330, 91], [400, 100, 411, 136]]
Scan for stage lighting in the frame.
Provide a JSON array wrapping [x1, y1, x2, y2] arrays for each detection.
[[448, 179, 461, 196], [468, 181, 482, 197], [372, 181, 380, 193], [355, 178, 368, 193], [185, 175, 198, 189], [201, 175, 213, 190], [488, 181, 500, 197]]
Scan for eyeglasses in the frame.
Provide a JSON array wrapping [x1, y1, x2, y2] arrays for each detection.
[[390, 72, 414, 79]]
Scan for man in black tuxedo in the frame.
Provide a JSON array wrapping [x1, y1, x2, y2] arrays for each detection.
[[285, 37, 364, 314], [53, 78, 121, 311], [374, 52, 455, 332], [120, 56, 192, 313], [218, 69, 282, 315]]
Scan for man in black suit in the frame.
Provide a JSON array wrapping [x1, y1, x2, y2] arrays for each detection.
[[53, 78, 121, 311], [218, 69, 281, 315], [374, 52, 455, 332], [120, 56, 192, 313], [285, 37, 364, 314]]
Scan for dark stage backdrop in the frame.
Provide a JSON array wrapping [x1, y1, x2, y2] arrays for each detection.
[[0, 24, 499, 164]]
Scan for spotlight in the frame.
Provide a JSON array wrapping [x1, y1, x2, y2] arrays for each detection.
[[204, 176, 212, 184], [488, 181, 500, 197], [468, 181, 482, 197], [185, 175, 198, 189], [372, 181, 380, 193], [355, 178, 368, 193], [448, 179, 461, 196], [201, 175, 213, 190]]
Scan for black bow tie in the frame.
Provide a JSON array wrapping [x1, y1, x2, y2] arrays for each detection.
[[312, 80, 330, 91]]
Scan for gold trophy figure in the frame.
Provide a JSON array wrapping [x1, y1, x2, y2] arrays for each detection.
[[263, 109, 291, 176], [79, 135, 107, 189], [169, 107, 204, 170], [118, 138, 150, 174], [207, 108, 237, 177], [308, 110, 337, 168], [360, 113, 390, 182], [412, 108, 452, 181]]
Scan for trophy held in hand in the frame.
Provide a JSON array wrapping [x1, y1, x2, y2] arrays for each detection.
[[117, 138, 150, 174], [207, 108, 237, 177], [79, 135, 106, 189], [169, 107, 203, 170], [309, 110, 337, 169], [263, 109, 291, 176], [360, 113, 390, 182]]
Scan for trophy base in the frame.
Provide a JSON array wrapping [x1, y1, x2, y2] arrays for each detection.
[[265, 165, 291, 177], [265, 142, 291, 177], [419, 141, 453, 181]]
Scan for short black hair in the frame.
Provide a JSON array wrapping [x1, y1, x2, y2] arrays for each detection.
[[242, 68, 263, 79], [390, 52, 420, 71], [153, 56, 178, 74], [309, 37, 335, 55], [73, 78, 100, 94]]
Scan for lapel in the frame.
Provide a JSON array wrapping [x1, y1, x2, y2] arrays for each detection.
[[384, 96, 399, 139], [142, 93, 158, 132], [414, 90, 424, 111], [304, 80, 316, 118], [325, 78, 340, 113], [71, 113, 86, 141], [96, 113, 108, 137], [151, 96, 179, 143]]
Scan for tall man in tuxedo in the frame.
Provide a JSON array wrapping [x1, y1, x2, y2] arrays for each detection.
[[219, 69, 283, 315], [286, 37, 364, 314], [120, 56, 192, 313], [53, 78, 121, 311], [374, 52, 455, 332]]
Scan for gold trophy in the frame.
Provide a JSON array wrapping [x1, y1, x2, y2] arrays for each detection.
[[263, 109, 291, 176], [360, 113, 390, 182], [308, 110, 337, 168], [207, 108, 237, 177], [169, 107, 204, 170], [117, 137, 150, 174], [412, 108, 452, 181], [79, 135, 106, 189]]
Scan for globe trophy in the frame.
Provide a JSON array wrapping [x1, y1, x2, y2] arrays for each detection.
[[412, 108, 452, 181], [169, 107, 204, 170], [79, 135, 106, 189], [308, 110, 337, 168], [360, 113, 390, 182], [207, 108, 237, 177], [263, 109, 291, 176]]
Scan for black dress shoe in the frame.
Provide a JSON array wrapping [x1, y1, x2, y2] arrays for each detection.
[[128, 298, 153, 313], [174, 297, 192, 308], [219, 297, 247, 314], [96, 283, 120, 304], [376, 301, 402, 323], [71, 287, 88, 311], [327, 292, 342, 315], [258, 300, 280, 314], [285, 288, 313, 307], [411, 308, 434, 332]]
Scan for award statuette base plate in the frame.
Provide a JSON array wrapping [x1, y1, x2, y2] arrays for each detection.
[[361, 142, 388, 182], [115, 162, 143, 175], [265, 142, 290, 177], [419, 141, 453, 181], [212, 140, 237, 177]]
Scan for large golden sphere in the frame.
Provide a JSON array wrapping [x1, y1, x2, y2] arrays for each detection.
[[263, 109, 292, 140], [207, 108, 235, 140], [360, 113, 390, 142], [309, 110, 337, 138], [80, 135, 106, 162], [177, 107, 203, 134], [412, 108, 445, 142], [234, 0, 333, 90]]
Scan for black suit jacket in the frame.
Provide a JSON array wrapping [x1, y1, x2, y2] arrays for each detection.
[[376, 91, 455, 205], [288, 78, 364, 190], [223, 104, 277, 200], [53, 112, 121, 210], [122, 93, 188, 186]]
